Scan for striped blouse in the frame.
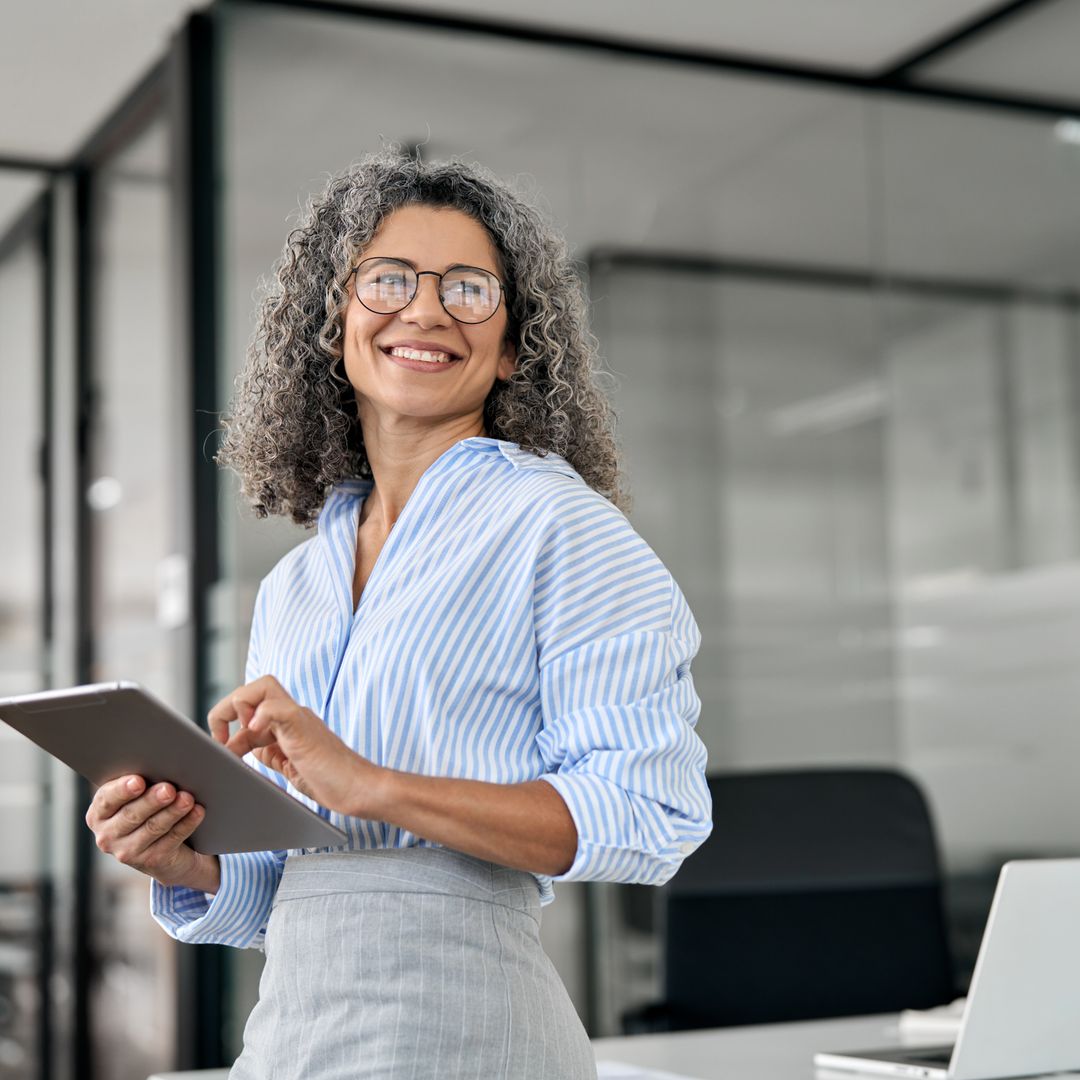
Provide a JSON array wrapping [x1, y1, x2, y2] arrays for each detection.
[[151, 436, 712, 950]]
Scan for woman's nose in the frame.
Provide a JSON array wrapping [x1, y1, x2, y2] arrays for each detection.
[[401, 274, 451, 328]]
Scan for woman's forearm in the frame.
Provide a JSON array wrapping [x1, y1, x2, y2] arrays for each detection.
[[358, 769, 578, 878]]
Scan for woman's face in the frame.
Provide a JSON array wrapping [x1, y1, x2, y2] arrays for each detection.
[[341, 204, 516, 436]]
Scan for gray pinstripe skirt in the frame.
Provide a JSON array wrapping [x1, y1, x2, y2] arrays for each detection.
[[228, 847, 596, 1079]]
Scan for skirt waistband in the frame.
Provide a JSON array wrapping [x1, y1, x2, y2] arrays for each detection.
[[275, 846, 541, 917]]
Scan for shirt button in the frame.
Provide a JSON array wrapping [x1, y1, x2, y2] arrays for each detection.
[[679, 842, 696, 855]]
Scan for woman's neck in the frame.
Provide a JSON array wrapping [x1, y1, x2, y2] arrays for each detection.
[[359, 415, 486, 531]]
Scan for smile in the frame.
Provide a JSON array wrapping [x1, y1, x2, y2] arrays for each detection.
[[383, 345, 461, 364]]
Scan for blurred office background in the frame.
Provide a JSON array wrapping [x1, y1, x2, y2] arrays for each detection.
[[3, 0, 1080, 1075]]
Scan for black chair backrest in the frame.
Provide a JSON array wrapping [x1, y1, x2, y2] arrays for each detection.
[[663, 768, 955, 1029]]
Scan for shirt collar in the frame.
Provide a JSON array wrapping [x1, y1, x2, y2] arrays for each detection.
[[329, 436, 578, 498]]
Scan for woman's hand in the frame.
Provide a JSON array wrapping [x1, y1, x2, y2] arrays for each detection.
[[85, 775, 219, 891], [208, 675, 382, 817]]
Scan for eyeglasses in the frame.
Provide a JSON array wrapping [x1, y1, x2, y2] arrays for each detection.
[[349, 257, 505, 324]]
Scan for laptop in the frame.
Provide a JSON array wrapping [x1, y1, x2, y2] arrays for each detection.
[[814, 858, 1080, 1080]]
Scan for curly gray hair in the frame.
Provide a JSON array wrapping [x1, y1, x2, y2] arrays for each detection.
[[216, 152, 627, 526]]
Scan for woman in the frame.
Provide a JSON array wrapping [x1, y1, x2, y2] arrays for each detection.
[[85, 152, 712, 1078]]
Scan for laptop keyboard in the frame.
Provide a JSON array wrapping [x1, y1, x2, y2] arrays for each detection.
[[903, 1049, 954, 1066]]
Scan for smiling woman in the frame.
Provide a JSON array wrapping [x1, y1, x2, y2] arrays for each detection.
[[83, 151, 712, 1079], [215, 151, 627, 525]]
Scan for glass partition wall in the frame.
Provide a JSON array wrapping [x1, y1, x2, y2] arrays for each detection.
[[0, 138, 192, 1080], [2, 19, 226, 1078], [82, 109, 189, 1080], [594, 269, 1080, 1008], [215, 0, 1080, 1041], [0, 184, 52, 1080], [0, 125, 192, 1080]]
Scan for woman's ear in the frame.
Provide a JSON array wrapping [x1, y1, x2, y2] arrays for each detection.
[[496, 337, 518, 382]]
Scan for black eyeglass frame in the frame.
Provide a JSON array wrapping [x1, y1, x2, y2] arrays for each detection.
[[347, 257, 507, 325]]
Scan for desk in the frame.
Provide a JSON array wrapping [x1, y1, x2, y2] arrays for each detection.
[[148, 1013, 908, 1079], [592, 1013, 902, 1078]]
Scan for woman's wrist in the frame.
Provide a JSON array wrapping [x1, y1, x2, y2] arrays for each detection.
[[158, 851, 221, 895], [192, 852, 222, 895], [348, 759, 395, 821]]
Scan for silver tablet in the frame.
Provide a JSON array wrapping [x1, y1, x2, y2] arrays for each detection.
[[0, 681, 348, 855]]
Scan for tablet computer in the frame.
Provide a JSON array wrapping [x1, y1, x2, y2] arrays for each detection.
[[0, 681, 348, 854]]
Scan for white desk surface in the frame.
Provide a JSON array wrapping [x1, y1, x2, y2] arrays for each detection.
[[592, 1012, 903, 1078], [149, 1012, 908, 1080]]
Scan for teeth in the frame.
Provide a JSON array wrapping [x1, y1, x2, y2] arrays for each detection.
[[389, 346, 456, 363]]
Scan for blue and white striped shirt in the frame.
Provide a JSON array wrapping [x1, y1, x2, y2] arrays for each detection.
[[152, 436, 712, 949]]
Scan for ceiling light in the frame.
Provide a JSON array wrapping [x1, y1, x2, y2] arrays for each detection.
[[904, 567, 983, 599], [86, 476, 123, 511], [1053, 118, 1080, 145], [901, 626, 944, 649], [768, 380, 885, 437]]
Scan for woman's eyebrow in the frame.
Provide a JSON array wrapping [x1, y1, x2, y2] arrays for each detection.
[[363, 255, 416, 268], [364, 254, 498, 275]]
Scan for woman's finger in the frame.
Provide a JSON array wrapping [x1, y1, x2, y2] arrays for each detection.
[[101, 791, 196, 861], [253, 744, 287, 772], [224, 719, 274, 759], [247, 739, 310, 796], [119, 793, 194, 853], [107, 782, 183, 839], [206, 693, 239, 745], [91, 780, 177, 839], [207, 679, 273, 744], [249, 698, 295, 735], [225, 699, 298, 757], [142, 800, 206, 858], [85, 774, 148, 827]]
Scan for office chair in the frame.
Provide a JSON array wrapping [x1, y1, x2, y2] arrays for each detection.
[[623, 768, 956, 1033]]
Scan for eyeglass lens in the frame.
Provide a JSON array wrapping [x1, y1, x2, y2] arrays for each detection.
[[354, 258, 501, 323]]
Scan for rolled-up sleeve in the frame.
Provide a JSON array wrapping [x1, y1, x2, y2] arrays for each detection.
[[150, 578, 289, 950], [533, 493, 713, 886], [150, 846, 288, 950]]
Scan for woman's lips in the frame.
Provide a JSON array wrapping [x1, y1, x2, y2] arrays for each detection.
[[381, 346, 464, 373]]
